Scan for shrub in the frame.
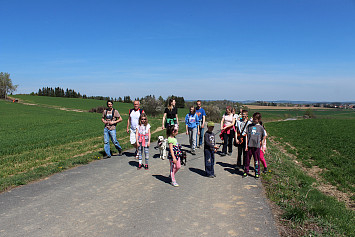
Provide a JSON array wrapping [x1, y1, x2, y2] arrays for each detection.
[[204, 105, 222, 123], [89, 106, 106, 113], [141, 95, 164, 117]]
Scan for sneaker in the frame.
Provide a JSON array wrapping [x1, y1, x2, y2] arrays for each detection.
[[227, 152, 232, 156], [171, 182, 179, 187], [263, 167, 268, 173], [220, 152, 226, 156], [104, 155, 111, 159], [197, 145, 200, 149], [118, 149, 123, 156], [137, 164, 142, 170], [255, 174, 260, 179], [242, 172, 248, 178], [212, 174, 216, 177], [144, 164, 149, 170], [208, 175, 214, 178], [192, 150, 196, 155]]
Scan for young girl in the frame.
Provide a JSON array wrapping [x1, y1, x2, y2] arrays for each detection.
[[136, 113, 151, 170], [167, 125, 182, 187], [185, 106, 199, 155]]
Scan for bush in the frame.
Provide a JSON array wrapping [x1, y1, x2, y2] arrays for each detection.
[[204, 105, 222, 123], [141, 95, 164, 117], [89, 106, 106, 113]]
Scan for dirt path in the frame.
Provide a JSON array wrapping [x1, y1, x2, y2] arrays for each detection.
[[0, 124, 279, 237]]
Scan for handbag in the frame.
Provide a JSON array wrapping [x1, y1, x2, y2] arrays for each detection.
[[235, 121, 248, 145]]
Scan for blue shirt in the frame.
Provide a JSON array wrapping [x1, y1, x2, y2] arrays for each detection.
[[195, 108, 206, 122], [185, 113, 199, 128]]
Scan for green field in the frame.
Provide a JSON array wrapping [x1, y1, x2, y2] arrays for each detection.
[[263, 112, 355, 236]]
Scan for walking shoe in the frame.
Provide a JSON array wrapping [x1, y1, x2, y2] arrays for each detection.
[[197, 145, 200, 149], [171, 182, 179, 187], [137, 164, 142, 170], [263, 167, 268, 173], [192, 150, 196, 155], [255, 174, 260, 179], [220, 152, 226, 156], [144, 164, 149, 170], [227, 152, 232, 156], [208, 175, 214, 178], [118, 149, 123, 156], [104, 155, 111, 159], [242, 172, 248, 178]]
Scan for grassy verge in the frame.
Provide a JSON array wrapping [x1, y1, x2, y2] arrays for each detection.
[[263, 136, 355, 236]]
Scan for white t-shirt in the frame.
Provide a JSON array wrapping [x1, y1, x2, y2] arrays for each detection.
[[129, 110, 141, 130]]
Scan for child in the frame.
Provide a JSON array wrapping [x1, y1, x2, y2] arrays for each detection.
[[243, 112, 265, 179], [136, 113, 151, 170], [259, 121, 268, 173], [235, 110, 252, 168], [185, 106, 199, 155], [167, 125, 182, 187], [204, 121, 219, 178]]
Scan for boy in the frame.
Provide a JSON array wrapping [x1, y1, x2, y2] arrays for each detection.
[[243, 112, 265, 179], [204, 121, 219, 178], [235, 110, 252, 168]]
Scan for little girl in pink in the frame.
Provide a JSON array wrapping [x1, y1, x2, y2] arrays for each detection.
[[167, 125, 182, 187], [259, 121, 268, 173]]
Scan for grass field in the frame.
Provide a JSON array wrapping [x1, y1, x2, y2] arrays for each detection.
[[1, 95, 191, 192], [263, 112, 355, 236]]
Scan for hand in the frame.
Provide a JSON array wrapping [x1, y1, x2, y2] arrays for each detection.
[[162, 126, 165, 130], [147, 141, 150, 147], [198, 131, 200, 135], [186, 131, 188, 135], [236, 140, 240, 145], [245, 147, 248, 152], [201, 124, 204, 128], [173, 158, 177, 164], [126, 128, 129, 134]]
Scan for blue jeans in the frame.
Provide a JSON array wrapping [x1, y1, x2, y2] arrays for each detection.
[[204, 149, 215, 176], [104, 127, 122, 156], [196, 122, 204, 147], [188, 127, 197, 151]]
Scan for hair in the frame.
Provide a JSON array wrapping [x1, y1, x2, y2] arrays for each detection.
[[190, 105, 196, 114], [168, 98, 174, 110], [242, 109, 248, 114], [259, 120, 265, 128], [166, 124, 178, 137], [253, 112, 262, 120], [134, 100, 140, 105], [225, 106, 232, 114], [106, 100, 113, 106], [231, 107, 236, 114], [196, 100, 201, 104], [139, 113, 148, 126]]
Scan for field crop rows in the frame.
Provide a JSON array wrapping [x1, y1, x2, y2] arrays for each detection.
[[0, 98, 167, 192], [266, 119, 355, 193]]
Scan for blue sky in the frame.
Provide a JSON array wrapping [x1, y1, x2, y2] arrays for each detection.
[[1, 0, 354, 102]]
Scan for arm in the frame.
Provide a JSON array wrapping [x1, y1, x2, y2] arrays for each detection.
[[220, 117, 225, 130], [135, 128, 139, 143], [245, 134, 248, 151], [126, 117, 130, 133], [162, 113, 167, 129], [176, 114, 179, 125], [147, 128, 151, 147], [169, 143, 177, 164], [201, 115, 205, 128]]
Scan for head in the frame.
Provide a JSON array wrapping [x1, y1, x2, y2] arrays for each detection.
[[207, 121, 215, 132], [166, 124, 179, 137], [252, 112, 262, 124], [133, 100, 140, 110], [241, 110, 248, 120], [107, 100, 113, 109], [190, 106, 196, 114], [231, 107, 236, 115], [196, 100, 202, 109], [225, 106, 232, 115], [168, 98, 175, 110], [139, 113, 148, 126]]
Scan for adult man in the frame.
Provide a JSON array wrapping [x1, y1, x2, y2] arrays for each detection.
[[126, 100, 144, 157], [195, 100, 206, 148], [102, 100, 123, 158]]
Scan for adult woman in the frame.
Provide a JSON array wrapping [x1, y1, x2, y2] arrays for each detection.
[[185, 106, 199, 155], [220, 106, 236, 156], [162, 99, 179, 129]]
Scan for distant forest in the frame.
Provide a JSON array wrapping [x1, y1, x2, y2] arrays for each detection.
[[31, 87, 185, 107]]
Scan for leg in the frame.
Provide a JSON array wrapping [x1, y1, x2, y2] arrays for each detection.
[[259, 149, 267, 168], [109, 129, 122, 152], [211, 151, 215, 176], [192, 127, 197, 151], [244, 148, 252, 174], [227, 132, 233, 154], [204, 149, 212, 176], [222, 133, 228, 154], [254, 148, 261, 175], [144, 146, 149, 166], [237, 144, 243, 166], [188, 128, 193, 151], [138, 143, 143, 167], [104, 128, 111, 156]]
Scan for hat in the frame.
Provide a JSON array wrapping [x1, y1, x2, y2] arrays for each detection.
[[207, 121, 215, 127]]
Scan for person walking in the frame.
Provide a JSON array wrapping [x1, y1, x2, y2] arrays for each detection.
[[195, 100, 206, 148], [102, 100, 123, 158], [136, 113, 151, 170], [126, 100, 144, 158], [162, 98, 178, 129], [220, 106, 235, 156], [185, 106, 199, 155], [204, 121, 219, 178], [167, 125, 182, 187]]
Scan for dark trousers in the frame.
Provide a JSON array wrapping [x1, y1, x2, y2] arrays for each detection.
[[237, 140, 246, 166], [244, 147, 261, 175], [222, 132, 233, 154], [204, 149, 215, 176]]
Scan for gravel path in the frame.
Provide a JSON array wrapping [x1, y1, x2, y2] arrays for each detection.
[[0, 124, 279, 237]]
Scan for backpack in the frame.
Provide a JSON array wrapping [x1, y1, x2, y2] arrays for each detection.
[[129, 108, 144, 116], [104, 109, 116, 121]]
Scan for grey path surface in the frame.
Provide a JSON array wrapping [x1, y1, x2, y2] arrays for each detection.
[[0, 124, 279, 237]]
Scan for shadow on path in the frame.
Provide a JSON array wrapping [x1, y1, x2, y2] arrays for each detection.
[[128, 161, 139, 168], [189, 167, 206, 177], [216, 161, 234, 168], [152, 175, 171, 184]]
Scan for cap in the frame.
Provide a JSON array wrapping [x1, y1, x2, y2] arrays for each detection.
[[207, 121, 215, 127]]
